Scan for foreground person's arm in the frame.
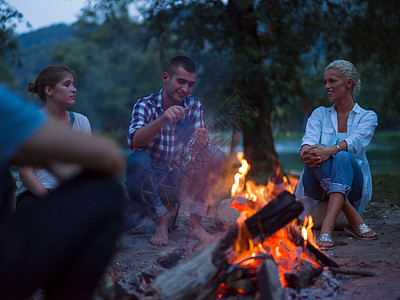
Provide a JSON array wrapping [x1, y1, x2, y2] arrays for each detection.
[[10, 117, 124, 179]]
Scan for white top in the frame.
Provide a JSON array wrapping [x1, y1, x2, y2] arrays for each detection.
[[295, 103, 378, 217], [71, 111, 91, 135], [337, 132, 348, 143], [15, 112, 91, 196]]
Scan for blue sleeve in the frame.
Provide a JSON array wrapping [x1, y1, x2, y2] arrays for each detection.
[[0, 83, 47, 166], [127, 98, 151, 149]]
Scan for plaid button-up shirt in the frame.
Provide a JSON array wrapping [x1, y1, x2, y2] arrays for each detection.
[[127, 89, 206, 169]]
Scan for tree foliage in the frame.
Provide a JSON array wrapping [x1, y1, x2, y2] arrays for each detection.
[[0, 0, 26, 84], [52, 0, 162, 141], [6, 0, 400, 176], [129, 0, 355, 177], [342, 0, 400, 129], [12, 24, 74, 96], [135, 0, 400, 173]]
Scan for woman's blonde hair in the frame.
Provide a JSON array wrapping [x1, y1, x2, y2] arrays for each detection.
[[325, 60, 361, 99]]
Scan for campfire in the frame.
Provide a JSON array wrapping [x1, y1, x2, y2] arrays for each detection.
[[230, 152, 318, 279], [143, 152, 343, 300], [213, 152, 324, 298], [99, 152, 379, 300]]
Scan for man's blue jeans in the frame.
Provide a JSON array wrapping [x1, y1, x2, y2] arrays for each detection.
[[303, 151, 363, 210], [125, 146, 225, 219]]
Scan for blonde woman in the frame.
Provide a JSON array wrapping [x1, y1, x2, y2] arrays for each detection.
[[296, 60, 378, 250]]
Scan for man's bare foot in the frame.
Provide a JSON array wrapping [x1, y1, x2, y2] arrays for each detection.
[[188, 223, 214, 244], [150, 215, 168, 246], [188, 214, 214, 244]]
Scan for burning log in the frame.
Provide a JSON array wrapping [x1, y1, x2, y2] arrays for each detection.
[[284, 259, 323, 290], [150, 191, 303, 300], [224, 264, 257, 293], [287, 223, 339, 268], [257, 258, 284, 300], [286, 223, 375, 280]]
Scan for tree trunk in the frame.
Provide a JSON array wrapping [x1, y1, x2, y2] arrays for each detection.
[[243, 114, 279, 178], [226, 0, 279, 175]]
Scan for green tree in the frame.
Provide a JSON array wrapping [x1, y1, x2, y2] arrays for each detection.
[[0, 0, 27, 84], [135, 0, 352, 178], [44, 0, 400, 174], [53, 0, 162, 142], [342, 0, 400, 129]]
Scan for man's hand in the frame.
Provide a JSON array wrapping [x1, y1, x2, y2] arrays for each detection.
[[194, 127, 208, 149], [162, 106, 189, 123], [132, 106, 189, 148], [47, 162, 83, 182]]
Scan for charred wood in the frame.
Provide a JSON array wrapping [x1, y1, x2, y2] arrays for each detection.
[[151, 191, 303, 300], [213, 191, 304, 270], [287, 223, 339, 268], [225, 265, 257, 293], [284, 259, 323, 290], [257, 259, 284, 300]]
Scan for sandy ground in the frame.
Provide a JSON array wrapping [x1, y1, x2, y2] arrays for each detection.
[[328, 200, 400, 299], [108, 198, 400, 300]]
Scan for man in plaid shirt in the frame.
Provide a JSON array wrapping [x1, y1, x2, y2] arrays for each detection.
[[126, 56, 225, 246]]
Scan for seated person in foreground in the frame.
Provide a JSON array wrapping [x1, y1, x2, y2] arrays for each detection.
[[295, 59, 378, 251], [0, 82, 125, 299], [125, 56, 225, 246]]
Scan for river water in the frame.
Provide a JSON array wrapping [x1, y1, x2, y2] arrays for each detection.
[[276, 133, 400, 175], [122, 133, 400, 176]]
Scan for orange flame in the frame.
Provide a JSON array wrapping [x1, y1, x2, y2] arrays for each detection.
[[230, 152, 299, 212], [231, 152, 250, 197], [229, 152, 319, 288], [302, 215, 317, 248], [232, 220, 319, 287]]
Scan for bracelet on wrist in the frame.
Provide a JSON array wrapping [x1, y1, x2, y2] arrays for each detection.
[[336, 144, 340, 152]]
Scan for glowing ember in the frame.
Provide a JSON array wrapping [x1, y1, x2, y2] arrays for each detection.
[[229, 152, 319, 288]]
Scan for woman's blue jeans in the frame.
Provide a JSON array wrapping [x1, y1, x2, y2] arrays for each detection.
[[303, 151, 363, 210]]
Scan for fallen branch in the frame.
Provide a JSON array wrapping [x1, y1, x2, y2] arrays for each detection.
[[329, 267, 375, 277]]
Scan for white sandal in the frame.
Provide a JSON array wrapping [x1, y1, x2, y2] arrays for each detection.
[[318, 233, 335, 250], [344, 223, 378, 240]]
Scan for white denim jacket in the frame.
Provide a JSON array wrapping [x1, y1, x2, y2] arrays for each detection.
[[295, 103, 378, 217]]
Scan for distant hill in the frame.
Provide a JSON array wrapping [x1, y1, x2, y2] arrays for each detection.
[[12, 23, 75, 97]]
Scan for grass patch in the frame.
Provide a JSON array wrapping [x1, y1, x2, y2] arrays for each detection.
[[372, 174, 400, 205]]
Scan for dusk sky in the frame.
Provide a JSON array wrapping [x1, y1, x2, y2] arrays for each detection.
[[11, 0, 88, 33]]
